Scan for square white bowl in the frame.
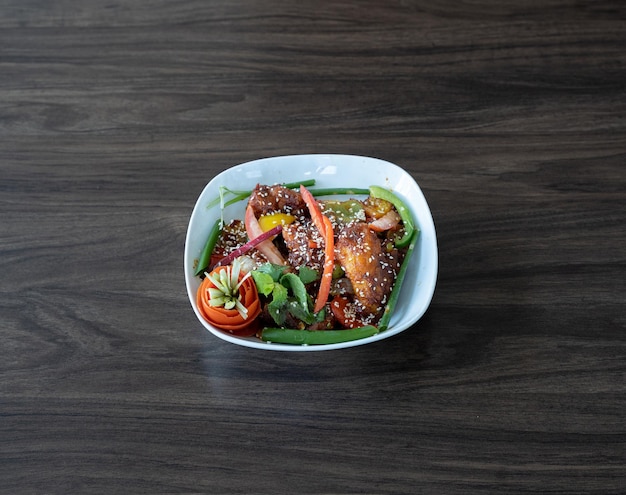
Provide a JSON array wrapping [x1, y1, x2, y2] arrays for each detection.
[[184, 154, 438, 351]]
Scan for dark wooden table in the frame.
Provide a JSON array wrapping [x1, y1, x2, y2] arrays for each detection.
[[2, 1, 625, 493]]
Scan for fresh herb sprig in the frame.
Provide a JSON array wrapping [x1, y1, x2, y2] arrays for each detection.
[[251, 263, 323, 326]]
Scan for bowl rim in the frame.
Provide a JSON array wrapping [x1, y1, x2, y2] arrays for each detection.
[[184, 154, 438, 351]]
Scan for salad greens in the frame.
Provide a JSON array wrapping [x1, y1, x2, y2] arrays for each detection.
[[251, 263, 324, 326]]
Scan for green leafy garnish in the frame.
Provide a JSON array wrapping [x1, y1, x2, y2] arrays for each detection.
[[297, 265, 320, 284], [250, 270, 275, 297], [280, 273, 308, 311], [268, 284, 289, 325], [256, 263, 288, 281], [250, 263, 321, 326]]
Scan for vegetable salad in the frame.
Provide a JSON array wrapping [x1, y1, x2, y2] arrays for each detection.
[[194, 181, 418, 345]]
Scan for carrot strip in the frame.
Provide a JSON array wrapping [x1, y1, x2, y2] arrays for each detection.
[[300, 184, 326, 236], [300, 184, 335, 313], [314, 215, 335, 313]]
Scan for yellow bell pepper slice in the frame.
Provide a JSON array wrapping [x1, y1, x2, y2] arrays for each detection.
[[258, 212, 296, 232]]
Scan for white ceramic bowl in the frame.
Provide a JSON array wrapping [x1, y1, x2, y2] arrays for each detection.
[[184, 154, 438, 351]]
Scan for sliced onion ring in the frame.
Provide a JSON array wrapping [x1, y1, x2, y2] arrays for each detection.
[[214, 220, 284, 268]]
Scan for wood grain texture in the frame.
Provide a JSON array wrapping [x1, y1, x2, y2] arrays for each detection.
[[1, 1, 625, 493]]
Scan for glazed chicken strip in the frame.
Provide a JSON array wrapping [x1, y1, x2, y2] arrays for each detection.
[[335, 223, 397, 319], [248, 184, 307, 218], [282, 220, 325, 271]]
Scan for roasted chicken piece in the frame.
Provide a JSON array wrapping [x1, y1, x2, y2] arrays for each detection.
[[334, 223, 400, 322], [248, 184, 307, 218], [210, 220, 267, 270]]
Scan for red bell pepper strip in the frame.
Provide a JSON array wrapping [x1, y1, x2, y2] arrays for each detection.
[[300, 184, 326, 235], [315, 215, 335, 313], [300, 184, 335, 313]]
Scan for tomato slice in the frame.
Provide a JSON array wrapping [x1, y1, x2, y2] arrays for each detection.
[[330, 295, 362, 329]]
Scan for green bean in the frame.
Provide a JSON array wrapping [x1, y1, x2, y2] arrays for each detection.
[[207, 179, 316, 209], [194, 219, 222, 276], [369, 185, 415, 248], [378, 229, 419, 331], [261, 325, 379, 345], [282, 179, 316, 189], [309, 187, 369, 197]]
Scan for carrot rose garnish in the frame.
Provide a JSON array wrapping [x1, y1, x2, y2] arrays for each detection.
[[196, 258, 261, 333]]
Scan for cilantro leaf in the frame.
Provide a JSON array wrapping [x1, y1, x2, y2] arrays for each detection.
[[256, 263, 288, 282], [267, 283, 288, 326], [298, 265, 320, 284], [286, 300, 316, 325], [279, 273, 308, 312]]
